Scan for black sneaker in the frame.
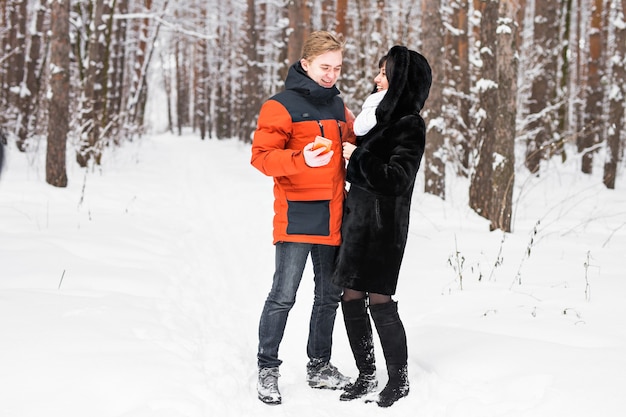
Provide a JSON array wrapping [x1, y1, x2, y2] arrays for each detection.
[[257, 367, 281, 405], [306, 359, 351, 389]]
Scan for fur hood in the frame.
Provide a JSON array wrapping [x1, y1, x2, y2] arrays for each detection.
[[376, 45, 432, 125]]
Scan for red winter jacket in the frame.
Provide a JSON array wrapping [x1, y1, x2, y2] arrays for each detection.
[[251, 62, 356, 245]]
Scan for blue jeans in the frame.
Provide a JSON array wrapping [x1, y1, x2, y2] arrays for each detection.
[[257, 242, 342, 369]]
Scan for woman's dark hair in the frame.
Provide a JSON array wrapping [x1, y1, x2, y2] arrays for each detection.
[[382, 54, 394, 85]]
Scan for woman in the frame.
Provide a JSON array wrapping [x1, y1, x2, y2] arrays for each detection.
[[332, 45, 432, 407]]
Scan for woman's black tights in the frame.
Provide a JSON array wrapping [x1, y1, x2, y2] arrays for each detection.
[[341, 288, 391, 305]]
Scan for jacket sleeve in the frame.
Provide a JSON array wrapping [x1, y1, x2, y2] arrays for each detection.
[[251, 100, 308, 177], [346, 116, 425, 196], [343, 106, 357, 145]]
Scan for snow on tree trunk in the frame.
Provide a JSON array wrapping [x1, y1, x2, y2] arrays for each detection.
[[470, 0, 497, 219], [77, 0, 105, 167], [525, 0, 560, 174]]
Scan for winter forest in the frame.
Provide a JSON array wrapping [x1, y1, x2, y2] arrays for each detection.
[[1, 0, 625, 233]]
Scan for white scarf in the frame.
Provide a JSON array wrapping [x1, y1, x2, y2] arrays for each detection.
[[353, 90, 387, 136]]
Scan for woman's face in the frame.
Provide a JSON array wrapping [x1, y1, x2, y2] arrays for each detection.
[[374, 63, 389, 91]]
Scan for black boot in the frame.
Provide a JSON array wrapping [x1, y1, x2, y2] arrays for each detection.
[[370, 301, 409, 407], [339, 298, 378, 401]]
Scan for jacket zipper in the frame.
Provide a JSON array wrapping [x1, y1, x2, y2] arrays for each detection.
[[318, 121, 325, 137], [318, 121, 343, 140]]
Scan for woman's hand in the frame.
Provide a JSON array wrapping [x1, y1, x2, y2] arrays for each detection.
[[342, 142, 357, 160]]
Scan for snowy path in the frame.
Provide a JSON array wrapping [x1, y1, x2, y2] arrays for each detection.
[[1, 132, 625, 416]]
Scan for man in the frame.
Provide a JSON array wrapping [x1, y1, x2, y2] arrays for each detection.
[[250, 30, 356, 405]]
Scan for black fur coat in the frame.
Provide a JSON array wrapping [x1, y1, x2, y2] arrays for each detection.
[[332, 46, 432, 295]]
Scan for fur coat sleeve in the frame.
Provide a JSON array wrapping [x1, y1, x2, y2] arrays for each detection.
[[346, 114, 425, 197]]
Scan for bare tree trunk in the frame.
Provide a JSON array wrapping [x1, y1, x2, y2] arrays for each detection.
[[490, 0, 517, 232], [135, 0, 152, 121], [469, 0, 497, 219], [159, 50, 174, 134], [571, 0, 585, 144], [7, 0, 26, 110], [375, 0, 384, 46], [241, 0, 262, 144], [421, 0, 446, 199], [555, 0, 575, 162], [127, 0, 152, 131], [6, 0, 26, 149], [174, 37, 186, 136], [124, 0, 167, 135], [16, 0, 46, 151], [77, 0, 105, 167], [286, 0, 311, 67], [0, 2, 9, 127], [319, 0, 334, 30], [603, 0, 625, 188], [345, 0, 383, 105], [215, 19, 230, 139], [525, 0, 560, 174], [580, 0, 605, 174], [335, 0, 348, 36], [516, 0, 527, 47], [195, 5, 209, 140], [98, 0, 114, 136], [447, 0, 471, 175], [109, 0, 128, 134], [46, 0, 69, 188]]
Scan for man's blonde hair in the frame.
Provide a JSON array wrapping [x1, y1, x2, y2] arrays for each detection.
[[301, 31, 345, 61]]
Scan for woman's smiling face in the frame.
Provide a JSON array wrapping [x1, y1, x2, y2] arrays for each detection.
[[374, 63, 389, 91]]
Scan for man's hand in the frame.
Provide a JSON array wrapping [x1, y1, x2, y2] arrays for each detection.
[[304, 142, 333, 167]]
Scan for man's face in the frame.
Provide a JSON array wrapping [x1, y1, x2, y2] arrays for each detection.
[[301, 50, 343, 88]]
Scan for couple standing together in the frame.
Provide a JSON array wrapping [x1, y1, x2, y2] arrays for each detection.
[[250, 30, 432, 407]]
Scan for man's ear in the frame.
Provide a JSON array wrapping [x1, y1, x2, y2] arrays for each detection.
[[300, 58, 309, 72]]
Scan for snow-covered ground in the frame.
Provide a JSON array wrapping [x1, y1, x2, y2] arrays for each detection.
[[1, 132, 625, 416]]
